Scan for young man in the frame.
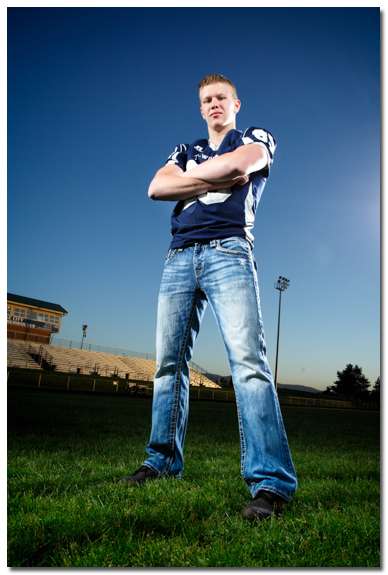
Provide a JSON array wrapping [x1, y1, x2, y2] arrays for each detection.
[[122, 74, 297, 520]]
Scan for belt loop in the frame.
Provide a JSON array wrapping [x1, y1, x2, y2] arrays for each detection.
[[210, 239, 216, 248]]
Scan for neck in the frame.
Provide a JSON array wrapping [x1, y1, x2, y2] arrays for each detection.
[[208, 121, 236, 147]]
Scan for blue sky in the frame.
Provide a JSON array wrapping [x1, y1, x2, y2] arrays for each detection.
[[7, 7, 380, 391]]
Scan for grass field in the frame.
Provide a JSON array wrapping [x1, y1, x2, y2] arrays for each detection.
[[7, 389, 380, 567]]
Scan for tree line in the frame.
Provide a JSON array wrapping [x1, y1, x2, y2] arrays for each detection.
[[324, 364, 380, 406]]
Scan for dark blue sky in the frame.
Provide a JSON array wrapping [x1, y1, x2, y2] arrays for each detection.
[[7, 8, 380, 390]]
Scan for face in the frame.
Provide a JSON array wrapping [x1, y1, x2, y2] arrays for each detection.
[[199, 82, 241, 131]]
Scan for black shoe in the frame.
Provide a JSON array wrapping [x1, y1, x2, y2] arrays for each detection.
[[121, 465, 158, 484], [241, 490, 286, 520]]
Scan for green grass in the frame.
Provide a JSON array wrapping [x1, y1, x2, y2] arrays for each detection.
[[7, 389, 380, 567]]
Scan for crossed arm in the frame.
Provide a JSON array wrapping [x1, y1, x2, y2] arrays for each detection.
[[148, 143, 268, 201]]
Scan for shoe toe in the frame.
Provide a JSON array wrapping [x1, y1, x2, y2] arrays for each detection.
[[241, 491, 285, 520]]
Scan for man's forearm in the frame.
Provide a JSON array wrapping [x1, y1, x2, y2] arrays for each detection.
[[182, 152, 242, 183], [182, 145, 267, 183], [148, 172, 217, 201], [148, 152, 252, 201]]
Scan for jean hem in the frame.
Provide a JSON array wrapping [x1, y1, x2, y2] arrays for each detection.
[[251, 484, 293, 503]]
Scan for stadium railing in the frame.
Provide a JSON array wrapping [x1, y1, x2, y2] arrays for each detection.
[[7, 369, 378, 410]]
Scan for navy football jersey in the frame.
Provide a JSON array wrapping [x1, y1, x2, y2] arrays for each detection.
[[165, 127, 276, 248]]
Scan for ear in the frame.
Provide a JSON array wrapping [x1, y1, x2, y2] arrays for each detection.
[[234, 99, 241, 114], [200, 107, 206, 120]]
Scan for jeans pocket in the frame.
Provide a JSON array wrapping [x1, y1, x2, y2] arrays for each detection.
[[215, 237, 251, 257], [165, 249, 178, 264]]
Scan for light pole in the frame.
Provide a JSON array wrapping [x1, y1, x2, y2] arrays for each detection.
[[274, 276, 290, 392], [81, 325, 87, 349]]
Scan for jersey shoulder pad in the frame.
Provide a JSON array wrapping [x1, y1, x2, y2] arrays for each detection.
[[165, 144, 189, 169], [242, 127, 276, 161]]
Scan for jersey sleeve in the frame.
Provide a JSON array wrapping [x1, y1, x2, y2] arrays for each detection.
[[165, 144, 189, 171], [241, 127, 276, 169]]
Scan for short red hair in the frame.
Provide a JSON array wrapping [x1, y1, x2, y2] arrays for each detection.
[[198, 74, 238, 101]]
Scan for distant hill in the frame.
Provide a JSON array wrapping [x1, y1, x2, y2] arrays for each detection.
[[204, 373, 321, 395], [277, 383, 321, 394]]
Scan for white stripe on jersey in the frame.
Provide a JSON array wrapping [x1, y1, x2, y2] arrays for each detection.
[[182, 189, 232, 210], [243, 181, 255, 245]]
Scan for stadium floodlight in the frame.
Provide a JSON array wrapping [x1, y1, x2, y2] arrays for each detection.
[[274, 277, 290, 393], [81, 325, 87, 350]]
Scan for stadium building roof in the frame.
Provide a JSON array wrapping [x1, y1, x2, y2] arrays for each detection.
[[7, 293, 68, 315]]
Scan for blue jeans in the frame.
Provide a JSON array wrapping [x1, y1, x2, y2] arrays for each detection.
[[144, 237, 297, 502]]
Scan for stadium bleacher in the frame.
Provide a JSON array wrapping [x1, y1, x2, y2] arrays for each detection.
[[7, 340, 219, 388], [7, 340, 43, 371]]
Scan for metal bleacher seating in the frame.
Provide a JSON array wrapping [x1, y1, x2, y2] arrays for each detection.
[[7, 340, 220, 388], [7, 340, 43, 370]]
